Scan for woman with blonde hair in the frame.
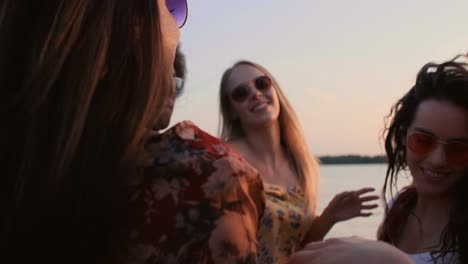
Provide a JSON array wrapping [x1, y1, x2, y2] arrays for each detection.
[[219, 60, 379, 263]]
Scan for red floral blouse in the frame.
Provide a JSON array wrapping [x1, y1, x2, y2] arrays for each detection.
[[125, 121, 265, 263]]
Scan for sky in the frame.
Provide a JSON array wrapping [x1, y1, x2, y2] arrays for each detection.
[[169, 0, 468, 156]]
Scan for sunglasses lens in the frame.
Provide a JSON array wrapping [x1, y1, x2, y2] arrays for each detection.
[[166, 0, 188, 28], [173, 76, 184, 97], [445, 142, 468, 165], [408, 133, 437, 154], [231, 85, 249, 102], [255, 76, 271, 91]]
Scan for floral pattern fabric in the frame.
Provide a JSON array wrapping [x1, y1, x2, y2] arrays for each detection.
[[257, 183, 313, 264], [125, 121, 265, 264]]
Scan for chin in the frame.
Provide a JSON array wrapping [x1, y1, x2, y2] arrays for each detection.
[[154, 104, 175, 131], [253, 112, 278, 123], [414, 181, 455, 198], [154, 114, 171, 131]]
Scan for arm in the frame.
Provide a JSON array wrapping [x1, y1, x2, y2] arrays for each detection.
[[303, 188, 379, 243], [290, 237, 414, 264]]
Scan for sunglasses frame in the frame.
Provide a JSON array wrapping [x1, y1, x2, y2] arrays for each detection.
[[406, 132, 468, 165], [230, 75, 272, 103]]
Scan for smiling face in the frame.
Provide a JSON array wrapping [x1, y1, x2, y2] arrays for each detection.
[[406, 99, 468, 198], [225, 64, 281, 129]]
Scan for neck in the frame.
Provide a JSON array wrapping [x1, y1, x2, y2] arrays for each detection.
[[414, 191, 452, 225], [242, 121, 284, 166]]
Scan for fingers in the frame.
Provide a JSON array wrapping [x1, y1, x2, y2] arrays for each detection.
[[358, 195, 379, 202], [334, 191, 354, 201], [336, 188, 378, 201], [354, 187, 375, 196], [361, 204, 378, 210], [354, 202, 379, 218], [359, 212, 373, 217]]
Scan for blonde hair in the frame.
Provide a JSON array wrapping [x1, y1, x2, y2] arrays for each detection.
[[219, 60, 320, 214]]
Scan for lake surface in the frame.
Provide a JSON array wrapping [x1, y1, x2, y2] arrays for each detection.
[[318, 164, 411, 239]]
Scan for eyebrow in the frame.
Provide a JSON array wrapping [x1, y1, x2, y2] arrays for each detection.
[[412, 127, 468, 142]]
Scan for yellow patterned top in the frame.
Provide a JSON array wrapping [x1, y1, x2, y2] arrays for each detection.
[[257, 183, 314, 264]]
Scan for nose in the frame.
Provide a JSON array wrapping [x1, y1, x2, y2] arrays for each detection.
[[426, 144, 448, 168], [248, 90, 264, 103], [245, 84, 262, 100]]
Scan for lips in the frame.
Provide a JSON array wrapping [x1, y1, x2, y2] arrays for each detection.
[[250, 99, 270, 112], [421, 167, 450, 183]]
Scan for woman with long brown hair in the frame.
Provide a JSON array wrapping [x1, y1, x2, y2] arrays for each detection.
[[0, 1, 264, 263]]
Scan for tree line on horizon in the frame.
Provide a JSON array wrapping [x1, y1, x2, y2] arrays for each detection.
[[318, 155, 387, 164]]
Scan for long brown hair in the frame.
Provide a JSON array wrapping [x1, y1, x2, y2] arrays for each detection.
[[0, 1, 172, 263], [219, 61, 319, 213]]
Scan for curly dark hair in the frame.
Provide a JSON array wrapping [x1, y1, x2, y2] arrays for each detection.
[[378, 54, 468, 263]]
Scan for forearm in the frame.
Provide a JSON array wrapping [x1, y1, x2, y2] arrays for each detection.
[[303, 212, 335, 244]]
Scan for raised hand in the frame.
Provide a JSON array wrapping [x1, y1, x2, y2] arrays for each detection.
[[303, 188, 379, 242], [322, 187, 379, 224]]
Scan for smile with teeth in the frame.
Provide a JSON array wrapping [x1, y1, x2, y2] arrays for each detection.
[[251, 101, 270, 112], [422, 168, 449, 179]]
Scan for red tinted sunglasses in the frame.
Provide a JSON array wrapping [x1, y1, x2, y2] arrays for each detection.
[[231, 75, 272, 103], [407, 132, 468, 165], [166, 0, 188, 28]]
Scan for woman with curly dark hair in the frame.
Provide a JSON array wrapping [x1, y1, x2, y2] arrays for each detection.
[[378, 55, 468, 263]]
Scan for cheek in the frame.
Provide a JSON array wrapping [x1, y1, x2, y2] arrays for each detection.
[[158, 0, 180, 66], [229, 102, 247, 119], [270, 91, 281, 109], [406, 149, 421, 170], [453, 164, 468, 180]]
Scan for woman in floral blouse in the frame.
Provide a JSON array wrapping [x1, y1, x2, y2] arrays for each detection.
[[123, 47, 265, 263], [1, 1, 265, 263]]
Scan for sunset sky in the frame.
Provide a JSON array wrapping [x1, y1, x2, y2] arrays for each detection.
[[169, 0, 468, 156]]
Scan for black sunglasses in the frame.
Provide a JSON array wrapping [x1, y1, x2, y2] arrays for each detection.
[[166, 0, 188, 28], [231, 75, 272, 102]]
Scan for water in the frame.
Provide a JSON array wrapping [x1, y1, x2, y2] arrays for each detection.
[[318, 164, 411, 240]]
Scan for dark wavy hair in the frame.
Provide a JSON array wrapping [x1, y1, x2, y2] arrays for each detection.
[[0, 0, 172, 263], [378, 55, 468, 263]]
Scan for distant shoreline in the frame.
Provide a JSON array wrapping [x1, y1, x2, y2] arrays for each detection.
[[318, 155, 386, 165]]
